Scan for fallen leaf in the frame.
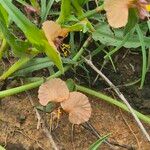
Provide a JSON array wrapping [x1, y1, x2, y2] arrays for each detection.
[[38, 78, 69, 106], [61, 92, 92, 124]]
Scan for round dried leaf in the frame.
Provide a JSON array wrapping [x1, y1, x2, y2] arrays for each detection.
[[38, 78, 69, 106], [104, 0, 129, 28], [61, 92, 91, 124]]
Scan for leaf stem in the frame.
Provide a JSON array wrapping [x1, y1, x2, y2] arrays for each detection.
[[0, 38, 8, 59], [56, 0, 71, 24], [78, 4, 104, 20], [136, 24, 147, 89]]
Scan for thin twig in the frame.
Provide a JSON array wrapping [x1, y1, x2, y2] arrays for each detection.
[[84, 57, 150, 142], [119, 109, 141, 150], [110, 90, 140, 149]]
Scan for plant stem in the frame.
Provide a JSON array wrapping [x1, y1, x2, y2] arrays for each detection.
[[71, 1, 95, 32], [136, 24, 147, 89], [79, 4, 104, 20], [0, 38, 8, 59], [56, 0, 71, 24], [0, 37, 92, 98], [71, 0, 83, 17], [76, 84, 150, 124]]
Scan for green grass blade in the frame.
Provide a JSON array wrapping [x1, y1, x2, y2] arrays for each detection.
[[29, 0, 40, 10], [57, 0, 71, 24], [40, 0, 46, 21], [89, 134, 110, 150], [136, 24, 147, 89], [16, 0, 28, 6], [13, 60, 53, 77], [147, 20, 150, 71], [44, 41, 64, 73], [0, 38, 8, 59], [44, 0, 55, 21], [0, 57, 32, 80], [147, 49, 150, 71], [0, 4, 8, 25], [40, 0, 54, 23]]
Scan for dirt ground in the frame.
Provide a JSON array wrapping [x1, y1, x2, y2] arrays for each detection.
[[0, 91, 150, 150], [0, 50, 150, 150]]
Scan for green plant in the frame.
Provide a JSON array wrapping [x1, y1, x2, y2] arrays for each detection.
[[0, 0, 150, 147], [89, 134, 110, 150]]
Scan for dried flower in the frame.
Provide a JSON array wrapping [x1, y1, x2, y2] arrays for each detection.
[[38, 78, 92, 125], [38, 78, 70, 106], [61, 92, 92, 125], [42, 21, 69, 51], [104, 0, 150, 28]]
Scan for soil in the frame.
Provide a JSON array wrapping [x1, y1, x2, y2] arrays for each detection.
[[0, 50, 150, 150]]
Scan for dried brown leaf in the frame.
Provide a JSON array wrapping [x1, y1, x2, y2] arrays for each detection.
[[61, 92, 92, 124], [38, 78, 69, 106]]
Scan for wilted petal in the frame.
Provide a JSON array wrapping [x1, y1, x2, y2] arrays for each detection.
[[104, 0, 129, 28], [139, 7, 150, 19], [42, 21, 68, 42], [61, 92, 92, 124], [38, 78, 70, 106]]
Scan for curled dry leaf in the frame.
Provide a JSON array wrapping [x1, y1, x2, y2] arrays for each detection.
[[38, 78, 69, 106], [61, 92, 92, 125], [104, 0, 129, 28]]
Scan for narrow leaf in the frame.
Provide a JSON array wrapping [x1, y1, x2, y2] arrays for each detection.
[[89, 134, 110, 150], [124, 8, 138, 35], [136, 24, 147, 89]]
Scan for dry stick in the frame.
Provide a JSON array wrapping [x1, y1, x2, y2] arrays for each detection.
[[84, 57, 150, 142], [119, 109, 141, 150], [20, 79, 58, 150], [110, 90, 140, 149]]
